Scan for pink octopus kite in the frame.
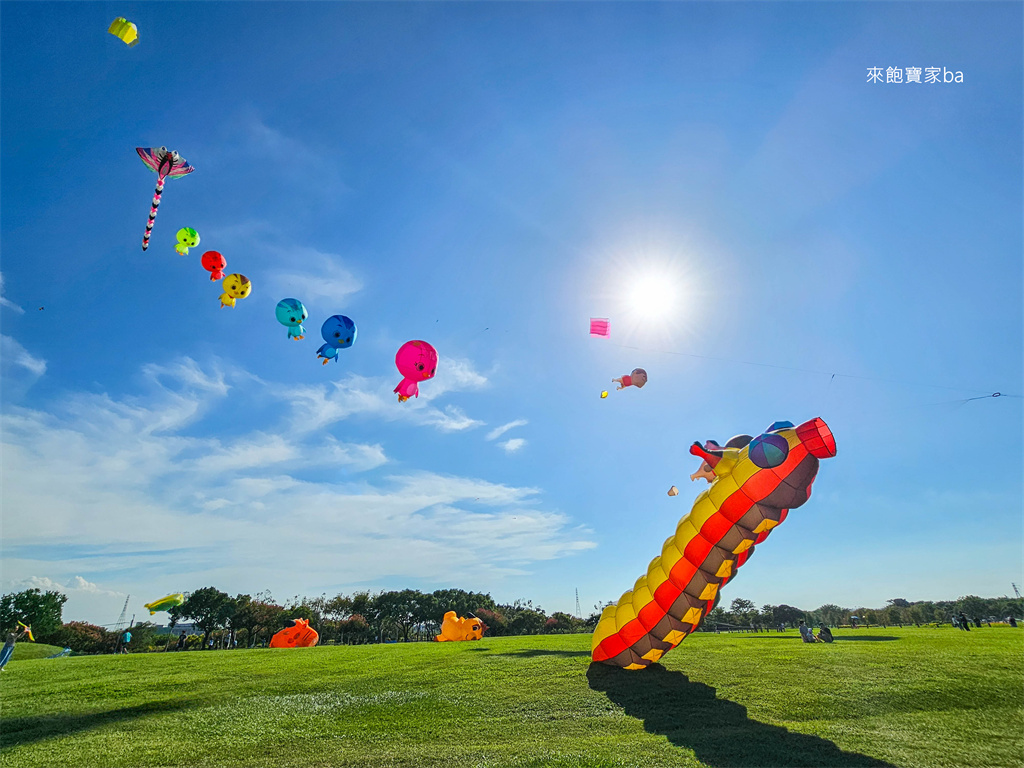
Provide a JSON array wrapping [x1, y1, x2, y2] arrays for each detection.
[[394, 340, 438, 403]]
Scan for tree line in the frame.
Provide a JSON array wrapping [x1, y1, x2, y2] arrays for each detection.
[[704, 595, 1024, 631], [2, 586, 1020, 654]]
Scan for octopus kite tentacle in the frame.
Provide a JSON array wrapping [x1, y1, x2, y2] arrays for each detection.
[[591, 417, 836, 669], [142, 175, 165, 251]]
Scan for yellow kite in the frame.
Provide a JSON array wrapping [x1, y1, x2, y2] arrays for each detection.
[[108, 18, 139, 47]]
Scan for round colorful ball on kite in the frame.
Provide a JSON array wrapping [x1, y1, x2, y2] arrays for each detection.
[[219, 274, 251, 308], [276, 299, 308, 341], [201, 251, 226, 281], [175, 227, 200, 256], [394, 340, 437, 402], [317, 315, 357, 364]]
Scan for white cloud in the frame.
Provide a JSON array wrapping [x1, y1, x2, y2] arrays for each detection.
[[0, 357, 592, 623], [278, 364, 486, 436], [425, 357, 489, 399], [418, 405, 484, 432], [1, 335, 45, 376], [487, 419, 528, 441], [1, 575, 126, 626], [0, 273, 24, 314], [498, 438, 527, 454], [265, 248, 363, 304], [241, 117, 351, 199]]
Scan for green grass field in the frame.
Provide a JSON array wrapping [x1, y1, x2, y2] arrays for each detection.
[[2, 643, 67, 661], [1, 628, 1021, 768]]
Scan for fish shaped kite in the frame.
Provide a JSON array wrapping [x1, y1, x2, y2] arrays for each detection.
[[137, 147, 194, 251], [144, 593, 184, 615]]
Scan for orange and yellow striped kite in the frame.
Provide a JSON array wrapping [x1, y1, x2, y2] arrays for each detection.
[[591, 417, 835, 669]]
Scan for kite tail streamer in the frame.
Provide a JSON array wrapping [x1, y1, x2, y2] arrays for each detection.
[[142, 174, 166, 251], [591, 417, 835, 669]]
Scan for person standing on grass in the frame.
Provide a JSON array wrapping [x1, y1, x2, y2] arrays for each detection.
[[176, 630, 188, 650], [120, 629, 132, 654], [0, 625, 31, 672]]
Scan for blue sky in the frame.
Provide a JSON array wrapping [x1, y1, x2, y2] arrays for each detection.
[[1, 2, 1021, 626]]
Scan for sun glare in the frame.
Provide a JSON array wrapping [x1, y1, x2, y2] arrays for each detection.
[[627, 273, 678, 320]]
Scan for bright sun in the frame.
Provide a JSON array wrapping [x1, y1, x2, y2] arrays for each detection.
[[626, 274, 678, 319]]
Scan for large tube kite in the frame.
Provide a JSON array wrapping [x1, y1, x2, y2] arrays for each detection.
[[591, 417, 835, 669]]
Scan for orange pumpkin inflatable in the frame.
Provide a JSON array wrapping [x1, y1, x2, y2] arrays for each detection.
[[436, 611, 484, 642], [269, 618, 319, 648]]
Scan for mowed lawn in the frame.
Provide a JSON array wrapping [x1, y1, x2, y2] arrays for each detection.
[[1, 628, 1021, 768]]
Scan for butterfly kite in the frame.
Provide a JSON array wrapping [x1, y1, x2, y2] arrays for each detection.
[[136, 147, 194, 251]]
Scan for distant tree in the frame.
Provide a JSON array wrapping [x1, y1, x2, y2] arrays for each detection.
[[773, 605, 805, 627], [507, 605, 547, 635], [432, 588, 496, 618], [887, 598, 911, 608], [175, 587, 234, 647], [376, 590, 426, 642], [339, 615, 370, 644], [956, 595, 987, 620], [882, 604, 903, 625], [474, 608, 507, 636], [816, 604, 846, 627], [412, 592, 440, 640], [0, 588, 67, 636], [544, 612, 576, 634], [705, 607, 727, 629], [41, 621, 116, 653], [730, 598, 755, 614], [760, 604, 775, 624], [326, 594, 354, 621], [124, 621, 159, 650], [730, 598, 756, 626]]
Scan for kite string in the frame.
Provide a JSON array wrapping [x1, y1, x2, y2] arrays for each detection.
[[606, 341, 1015, 398]]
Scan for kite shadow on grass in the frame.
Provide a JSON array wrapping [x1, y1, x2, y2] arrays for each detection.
[[488, 649, 593, 658], [744, 635, 899, 642], [0, 698, 199, 750], [587, 664, 895, 768]]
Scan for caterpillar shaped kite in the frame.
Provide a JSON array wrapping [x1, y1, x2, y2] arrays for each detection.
[[591, 417, 836, 669]]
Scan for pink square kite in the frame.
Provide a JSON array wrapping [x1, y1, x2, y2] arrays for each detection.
[[590, 318, 610, 338]]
